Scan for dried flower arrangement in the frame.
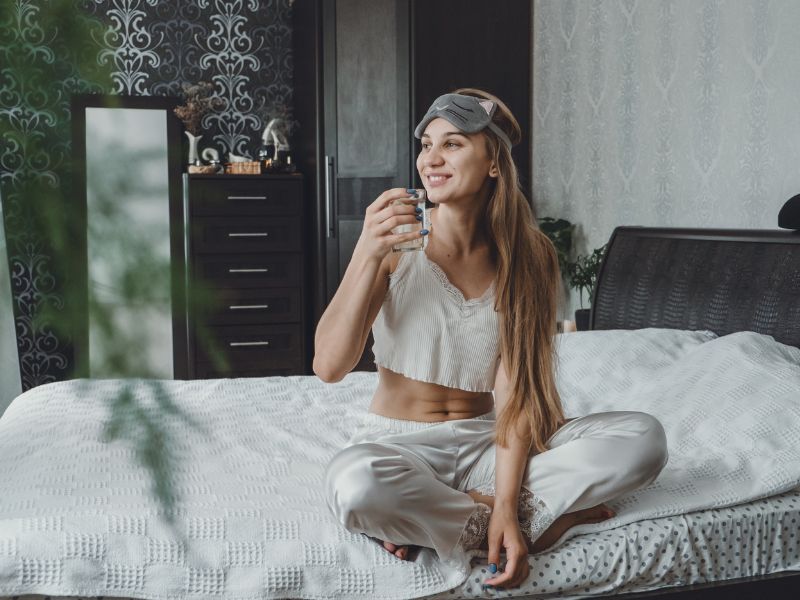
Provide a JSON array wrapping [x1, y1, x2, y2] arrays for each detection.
[[173, 82, 223, 135]]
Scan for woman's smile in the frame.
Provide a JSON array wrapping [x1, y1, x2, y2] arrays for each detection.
[[426, 173, 451, 187]]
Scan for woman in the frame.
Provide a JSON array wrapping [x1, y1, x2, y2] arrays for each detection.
[[314, 89, 668, 589]]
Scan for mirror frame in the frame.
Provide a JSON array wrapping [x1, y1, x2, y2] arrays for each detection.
[[70, 94, 187, 379]]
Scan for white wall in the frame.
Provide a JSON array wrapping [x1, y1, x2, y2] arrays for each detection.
[[532, 0, 800, 319]]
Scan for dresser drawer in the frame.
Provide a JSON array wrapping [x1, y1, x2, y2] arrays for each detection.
[[191, 217, 302, 253], [200, 288, 301, 325], [193, 253, 302, 288], [190, 179, 302, 217], [195, 323, 302, 366], [194, 362, 303, 379]]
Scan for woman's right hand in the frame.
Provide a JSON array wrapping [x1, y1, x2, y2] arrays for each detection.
[[354, 188, 427, 261]]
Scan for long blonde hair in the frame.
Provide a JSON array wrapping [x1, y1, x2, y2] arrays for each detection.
[[454, 87, 564, 453]]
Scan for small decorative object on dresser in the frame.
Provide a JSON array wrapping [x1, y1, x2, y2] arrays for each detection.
[[182, 173, 308, 378], [173, 81, 223, 169]]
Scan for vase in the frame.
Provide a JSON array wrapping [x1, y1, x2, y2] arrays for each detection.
[[574, 308, 591, 331], [185, 132, 202, 166]]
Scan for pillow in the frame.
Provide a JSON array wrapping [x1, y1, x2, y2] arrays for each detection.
[[554, 327, 718, 417]]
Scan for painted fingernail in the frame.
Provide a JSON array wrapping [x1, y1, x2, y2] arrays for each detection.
[[414, 206, 422, 213], [489, 563, 498, 573], [415, 215, 422, 221], [420, 229, 429, 236], [405, 188, 416, 194]]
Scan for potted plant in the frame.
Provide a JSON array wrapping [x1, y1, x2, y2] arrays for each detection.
[[567, 244, 608, 331], [538, 217, 574, 277]]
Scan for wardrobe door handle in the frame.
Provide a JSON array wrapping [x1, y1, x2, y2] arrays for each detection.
[[228, 232, 269, 237], [325, 155, 335, 238], [228, 304, 270, 310], [228, 267, 269, 273], [229, 341, 270, 347], [227, 195, 267, 200]]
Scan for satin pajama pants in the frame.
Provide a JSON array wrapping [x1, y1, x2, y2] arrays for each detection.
[[324, 410, 668, 565]]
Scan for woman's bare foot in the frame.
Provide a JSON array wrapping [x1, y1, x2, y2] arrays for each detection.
[[529, 503, 615, 553], [380, 540, 410, 560], [375, 492, 614, 560], [464, 489, 615, 553]]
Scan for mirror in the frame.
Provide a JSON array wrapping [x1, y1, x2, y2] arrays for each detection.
[[0, 186, 22, 413], [71, 95, 187, 379]]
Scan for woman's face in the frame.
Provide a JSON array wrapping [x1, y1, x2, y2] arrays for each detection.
[[416, 117, 497, 205]]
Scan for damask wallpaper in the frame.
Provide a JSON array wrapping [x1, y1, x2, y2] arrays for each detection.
[[0, 0, 293, 390], [532, 0, 800, 319]]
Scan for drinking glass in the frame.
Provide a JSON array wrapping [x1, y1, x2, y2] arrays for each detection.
[[391, 189, 427, 252]]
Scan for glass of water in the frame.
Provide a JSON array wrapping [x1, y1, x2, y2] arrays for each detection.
[[391, 189, 427, 252]]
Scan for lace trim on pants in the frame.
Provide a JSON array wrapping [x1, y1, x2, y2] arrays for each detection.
[[455, 502, 491, 551], [472, 483, 555, 546]]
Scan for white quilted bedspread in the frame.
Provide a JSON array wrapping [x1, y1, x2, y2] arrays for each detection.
[[0, 328, 798, 600]]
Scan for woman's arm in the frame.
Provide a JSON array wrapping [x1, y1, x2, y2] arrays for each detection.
[[312, 188, 423, 382], [485, 355, 531, 588], [312, 248, 389, 382]]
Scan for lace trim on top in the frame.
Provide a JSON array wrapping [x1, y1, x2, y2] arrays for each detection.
[[422, 208, 496, 306], [423, 253, 496, 306]]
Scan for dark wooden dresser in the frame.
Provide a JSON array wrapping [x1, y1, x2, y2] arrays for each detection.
[[182, 174, 307, 379]]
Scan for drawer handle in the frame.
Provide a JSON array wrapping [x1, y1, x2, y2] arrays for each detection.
[[228, 232, 269, 237], [228, 195, 267, 200], [229, 304, 270, 310], [229, 341, 270, 347], [228, 267, 269, 273]]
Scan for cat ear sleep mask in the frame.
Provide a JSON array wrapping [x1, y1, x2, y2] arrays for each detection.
[[414, 93, 514, 150]]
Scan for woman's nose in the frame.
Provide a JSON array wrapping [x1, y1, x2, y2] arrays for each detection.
[[422, 148, 444, 166]]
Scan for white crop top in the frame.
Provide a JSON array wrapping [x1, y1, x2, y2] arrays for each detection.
[[371, 246, 501, 392]]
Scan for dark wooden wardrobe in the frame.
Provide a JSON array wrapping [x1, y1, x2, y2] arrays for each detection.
[[292, 0, 532, 372]]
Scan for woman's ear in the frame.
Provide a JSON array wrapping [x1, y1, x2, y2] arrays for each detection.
[[489, 163, 499, 178]]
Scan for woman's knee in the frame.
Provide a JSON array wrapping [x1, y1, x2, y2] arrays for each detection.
[[324, 443, 404, 530], [624, 412, 668, 486]]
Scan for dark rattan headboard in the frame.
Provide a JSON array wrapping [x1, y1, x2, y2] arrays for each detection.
[[590, 227, 800, 349]]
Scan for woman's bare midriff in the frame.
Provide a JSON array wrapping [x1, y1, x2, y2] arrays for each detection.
[[369, 365, 493, 421]]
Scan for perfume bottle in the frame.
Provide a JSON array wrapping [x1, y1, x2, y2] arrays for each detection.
[[391, 189, 428, 252]]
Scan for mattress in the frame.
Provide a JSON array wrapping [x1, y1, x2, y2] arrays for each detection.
[[0, 328, 798, 599], [442, 486, 800, 598], [2, 487, 799, 600]]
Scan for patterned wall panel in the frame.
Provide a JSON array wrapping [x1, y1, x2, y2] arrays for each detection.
[[86, 0, 293, 157], [0, 0, 294, 390], [533, 0, 800, 319]]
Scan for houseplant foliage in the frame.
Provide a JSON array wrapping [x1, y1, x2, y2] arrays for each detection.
[[567, 244, 608, 330], [568, 244, 609, 310], [0, 0, 194, 534], [538, 218, 608, 329], [537, 216, 574, 278]]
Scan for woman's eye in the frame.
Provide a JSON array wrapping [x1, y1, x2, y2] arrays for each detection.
[[420, 142, 458, 150]]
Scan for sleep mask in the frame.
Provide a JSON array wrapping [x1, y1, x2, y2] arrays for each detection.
[[414, 93, 514, 150]]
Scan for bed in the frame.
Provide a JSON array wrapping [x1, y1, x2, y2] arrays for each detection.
[[0, 225, 798, 600]]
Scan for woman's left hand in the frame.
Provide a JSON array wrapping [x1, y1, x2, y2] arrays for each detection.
[[484, 503, 530, 588]]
